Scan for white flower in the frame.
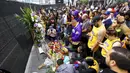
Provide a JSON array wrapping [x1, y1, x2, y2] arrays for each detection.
[[35, 19, 38, 23], [37, 23, 42, 28], [31, 17, 34, 22]]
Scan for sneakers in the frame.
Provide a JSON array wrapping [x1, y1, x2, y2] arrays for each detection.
[[38, 64, 45, 70]]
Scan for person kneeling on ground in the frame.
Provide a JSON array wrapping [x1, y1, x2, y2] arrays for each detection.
[[56, 59, 76, 73], [47, 25, 57, 41]]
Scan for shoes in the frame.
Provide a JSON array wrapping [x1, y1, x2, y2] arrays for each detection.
[[38, 64, 45, 70]]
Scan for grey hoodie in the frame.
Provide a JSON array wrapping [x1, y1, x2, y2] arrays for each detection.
[[56, 64, 76, 73]]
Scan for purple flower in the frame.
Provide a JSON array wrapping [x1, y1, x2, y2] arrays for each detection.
[[34, 23, 38, 27], [31, 12, 35, 17], [37, 17, 41, 22], [37, 43, 41, 47]]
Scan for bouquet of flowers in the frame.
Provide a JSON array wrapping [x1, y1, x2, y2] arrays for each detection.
[[46, 66, 55, 73], [15, 7, 44, 47], [15, 7, 35, 35], [33, 23, 43, 47]]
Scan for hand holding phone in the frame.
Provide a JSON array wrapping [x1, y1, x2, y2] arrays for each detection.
[[99, 42, 108, 52]]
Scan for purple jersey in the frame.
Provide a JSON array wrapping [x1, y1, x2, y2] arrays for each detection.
[[71, 23, 82, 42]]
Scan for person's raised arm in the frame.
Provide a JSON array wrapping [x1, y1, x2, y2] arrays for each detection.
[[119, 16, 130, 38]]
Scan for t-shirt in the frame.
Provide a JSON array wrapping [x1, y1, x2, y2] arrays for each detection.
[[63, 56, 70, 64], [82, 20, 91, 32]]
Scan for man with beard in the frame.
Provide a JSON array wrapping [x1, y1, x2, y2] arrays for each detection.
[[88, 16, 106, 54], [100, 47, 130, 73]]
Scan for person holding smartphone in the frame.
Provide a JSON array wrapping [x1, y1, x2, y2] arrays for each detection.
[[99, 28, 121, 68]]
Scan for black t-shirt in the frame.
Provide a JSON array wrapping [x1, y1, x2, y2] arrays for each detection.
[[100, 68, 117, 73]]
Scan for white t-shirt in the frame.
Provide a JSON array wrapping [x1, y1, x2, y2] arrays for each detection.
[[63, 14, 67, 24]]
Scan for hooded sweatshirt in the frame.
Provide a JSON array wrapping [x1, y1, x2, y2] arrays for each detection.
[[56, 64, 76, 73]]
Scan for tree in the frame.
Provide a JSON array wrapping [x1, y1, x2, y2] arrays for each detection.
[[80, 0, 88, 4], [116, 0, 126, 3]]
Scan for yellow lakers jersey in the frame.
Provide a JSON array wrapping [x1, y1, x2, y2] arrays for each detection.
[[101, 38, 120, 57], [88, 24, 105, 52]]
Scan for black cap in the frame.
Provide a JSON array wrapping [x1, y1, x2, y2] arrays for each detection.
[[92, 15, 101, 23], [85, 58, 94, 66]]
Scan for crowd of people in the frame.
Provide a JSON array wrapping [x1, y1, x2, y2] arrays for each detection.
[[37, 1, 130, 73]]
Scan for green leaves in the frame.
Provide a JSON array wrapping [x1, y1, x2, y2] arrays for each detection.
[[46, 67, 55, 73], [117, 0, 125, 2], [15, 7, 44, 47], [80, 0, 88, 4], [15, 7, 36, 44], [16, 7, 34, 31]]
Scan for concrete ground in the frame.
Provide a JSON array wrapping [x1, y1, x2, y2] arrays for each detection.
[[24, 39, 73, 73], [24, 41, 49, 73]]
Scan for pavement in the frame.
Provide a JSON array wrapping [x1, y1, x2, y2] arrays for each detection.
[[24, 41, 49, 73]]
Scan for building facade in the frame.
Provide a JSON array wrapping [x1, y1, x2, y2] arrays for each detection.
[[13, 0, 56, 5], [88, 0, 127, 7]]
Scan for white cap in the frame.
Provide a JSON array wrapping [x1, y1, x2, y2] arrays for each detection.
[[82, 13, 88, 19], [91, 5, 94, 10], [107, 8, 112, 12], [93, 10, 97, 12], [84, 8, 87, 11], [95, 7, 98, 10], [87, 8, 91, 11]]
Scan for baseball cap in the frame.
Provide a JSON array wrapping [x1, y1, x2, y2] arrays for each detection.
[[104, 11, 110, 15], [103, 19, 112, 29], [72, 10, 79, 16], [92, 15, 101, 23]]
